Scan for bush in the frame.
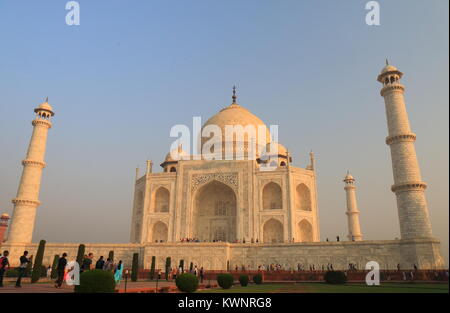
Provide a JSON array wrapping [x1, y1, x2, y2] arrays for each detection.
[[131, 253, 139, 282], [51, 255, 59, 279], [165, 257, 171, 280], [31, 240, 46, 283], [74, 269, 116, 293], [150, 256, 156, 280], [5, 268, 20, 277], [239, 275, 249, 287], [253, 273, 263, 284], [324, 271, 347, 284], [176, 273, 199, 293], [76, 244, 85, 267], [217, 273, 234, 289]]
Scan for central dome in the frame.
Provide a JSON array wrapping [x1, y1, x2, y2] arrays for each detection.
[[201, 101, 271, 158]]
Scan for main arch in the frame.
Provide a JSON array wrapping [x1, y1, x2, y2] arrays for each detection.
[[193, 180, 237, 242]]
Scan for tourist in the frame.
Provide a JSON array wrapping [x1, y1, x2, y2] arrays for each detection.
[[95, 256, 105, 269], [82, 253, 94, 272], [200, 267, 204, 283], [16, 250, 31, 288], [336, 236, 340, 242], [397, 263, 401, 271], [0, 250, 10, 287], [54, 253, 67, 288], [46, 265, 52, 278], [103, 257, 114, 272], [413, 264, 418, 271], [114, 260, 123, 285]]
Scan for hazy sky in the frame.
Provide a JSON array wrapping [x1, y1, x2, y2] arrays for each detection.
[[0, 1, 448, 265]]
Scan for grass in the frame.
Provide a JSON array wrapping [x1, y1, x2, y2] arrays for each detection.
[[199, 282, 449, 293]]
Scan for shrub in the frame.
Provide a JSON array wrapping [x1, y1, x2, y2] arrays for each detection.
[[108, 250, 114, 263], [131, 253, 139, 282], [217, 273, 234, 289], [150, 256, 156, 280], [74, 269, 116, 293], [51, 255, 59, 279], [165, 257, 171, 280], [5, 268, 20, 277], [179, 259, 184, 272], [76, 244, 85, 267], [176, 273, 199, 293], [324, 271, 347, 284], [253, 273, 263, 284], [239, 275, 249, 287], [31, 240, 46, 283]]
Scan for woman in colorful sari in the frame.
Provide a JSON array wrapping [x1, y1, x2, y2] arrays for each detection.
[[114, 260, 123, 285]]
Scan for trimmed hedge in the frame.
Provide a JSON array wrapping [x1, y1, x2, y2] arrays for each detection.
[[76, 244, 85, 267], [131, 253, 139, 282], [50, 255, 59, 279], [31, 240, 46, 283], [324, 271, 347, 284], [217, 273, 234, 289], [150, 256, 156, 280], [239, 275, 249, 287], [165, 257, 171, 280], [74, 269, 116, 293], [253, 273, 263, 284], [176, 273, 199, 293]]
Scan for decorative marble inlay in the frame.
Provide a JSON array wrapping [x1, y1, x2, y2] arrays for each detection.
[[191, 172, 238, 192]]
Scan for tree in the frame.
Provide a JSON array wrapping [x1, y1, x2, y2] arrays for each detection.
[[31, 239, 46, 283], [165, 257, 171, 280], [50, 254, 59, 279], [179, 259, 184, 273], [150, 256, 156, 280], [131, 253, 139, 282], [76, 244, 85, 267], [108, 250, 114, 263]]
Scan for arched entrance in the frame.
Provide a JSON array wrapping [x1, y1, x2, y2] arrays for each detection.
[[262, 182, 282, 210], [263, 218, 284, 243], [193, 180, 237, 242], [298, 219, 313, 242], [153, 187, 170, 212], [151, 221, 168, 242]]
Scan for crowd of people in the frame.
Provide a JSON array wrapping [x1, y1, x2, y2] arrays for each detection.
[[163, 264, 206, 283]]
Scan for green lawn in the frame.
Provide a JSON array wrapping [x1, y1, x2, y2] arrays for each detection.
[[199, 282, 449, 293]]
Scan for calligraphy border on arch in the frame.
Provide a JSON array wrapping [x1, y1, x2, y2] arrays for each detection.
[[191, 172, 239, 192]]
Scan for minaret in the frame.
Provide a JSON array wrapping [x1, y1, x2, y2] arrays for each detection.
[[378, 61, 432, 239], [7, 99, 54, 244], [343, 171, 363, 241]]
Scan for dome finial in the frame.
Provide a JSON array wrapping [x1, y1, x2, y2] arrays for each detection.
[[45, 96, 48, 103], [385, 58, 389, 66], [232, 85, 237, 104]]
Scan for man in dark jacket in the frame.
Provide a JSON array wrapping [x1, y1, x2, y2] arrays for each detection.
[[95, 256, 105, 269], [54, 253, 67, 288], [15, 251, 31, 288]]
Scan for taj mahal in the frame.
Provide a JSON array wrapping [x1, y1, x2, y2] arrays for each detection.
[[1, 62, 445, 271]]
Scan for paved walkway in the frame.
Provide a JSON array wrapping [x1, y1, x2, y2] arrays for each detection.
[[0, 280, 178, 293]]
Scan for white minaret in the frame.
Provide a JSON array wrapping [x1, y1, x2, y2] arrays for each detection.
[[343, 171, 363, 241], [7, 99, 54, 244], [378, 61, 432, 239]]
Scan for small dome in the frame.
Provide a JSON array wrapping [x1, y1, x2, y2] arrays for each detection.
[[344, 172, 355, 181], [1, 213, 10, 219], [165, 147, 189, 162], [261, 142, 287, 156], [34, 99, 54, 116], [381, 64, 398, 74]]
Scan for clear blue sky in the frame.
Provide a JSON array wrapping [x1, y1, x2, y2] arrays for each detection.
[[0, 1, 448, 264]]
